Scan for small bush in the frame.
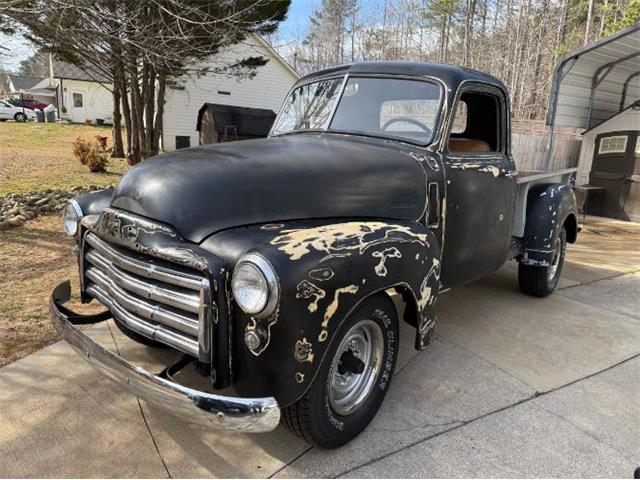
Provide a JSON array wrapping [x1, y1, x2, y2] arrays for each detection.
[[72, 137, 107, 173]]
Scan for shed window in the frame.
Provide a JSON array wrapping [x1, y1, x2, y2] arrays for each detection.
[[599, 135, 627, 154]]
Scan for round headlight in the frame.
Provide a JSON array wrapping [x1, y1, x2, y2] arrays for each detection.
[[62, 200, 83, 237], [231, 254, 279, 317]]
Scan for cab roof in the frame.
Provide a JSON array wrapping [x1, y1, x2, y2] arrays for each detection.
[[298, 61, 506, 92]]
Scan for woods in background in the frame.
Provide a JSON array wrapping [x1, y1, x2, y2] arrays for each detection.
[[272, 0, 639, 121]]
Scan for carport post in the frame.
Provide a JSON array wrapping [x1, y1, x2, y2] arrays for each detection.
[[20, 91, 25, 117], [544, 57, 577, 171]]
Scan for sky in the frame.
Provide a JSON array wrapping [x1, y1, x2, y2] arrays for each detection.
[[0, 0, 318, 73]]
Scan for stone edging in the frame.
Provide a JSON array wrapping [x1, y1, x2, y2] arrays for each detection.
[[0, 185, 113, 231]]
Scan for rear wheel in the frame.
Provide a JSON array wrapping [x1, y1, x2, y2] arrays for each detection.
[[282, 294, 398, 448], [518, 226, 567, 297], [13, 112, 27, 123]]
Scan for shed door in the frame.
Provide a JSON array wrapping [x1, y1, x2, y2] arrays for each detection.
[[71, 92, 86, 123], [588, 130, 640, 222]]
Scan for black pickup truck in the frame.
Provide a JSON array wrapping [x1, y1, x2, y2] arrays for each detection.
[[51, 61, 578, 448]]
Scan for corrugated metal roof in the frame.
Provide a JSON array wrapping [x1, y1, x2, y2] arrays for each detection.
[[547, 23, 640, 130]]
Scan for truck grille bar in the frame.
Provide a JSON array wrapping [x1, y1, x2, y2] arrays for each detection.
[[82, 232, 210, 360]]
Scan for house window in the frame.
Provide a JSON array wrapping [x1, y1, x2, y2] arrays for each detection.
[[599, 135, 627, 154], [175, 136, 191, 149], [73, 93, 83, 108], [635, 136, 640, 154]]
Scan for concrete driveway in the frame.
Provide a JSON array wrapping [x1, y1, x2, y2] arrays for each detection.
[[1, 216, 639, 478]]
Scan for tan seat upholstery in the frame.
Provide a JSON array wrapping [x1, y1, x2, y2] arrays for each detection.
[[448, 138, 491, 152]]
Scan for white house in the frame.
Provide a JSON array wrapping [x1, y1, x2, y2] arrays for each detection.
[[52, 62, 113, 123], [3, 35, 298, 149], [3, 62, 113, 123], [161, 34, 299, 151]]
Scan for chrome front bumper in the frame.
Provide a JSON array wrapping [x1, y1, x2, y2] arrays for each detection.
[[50, 280, 280, 433]]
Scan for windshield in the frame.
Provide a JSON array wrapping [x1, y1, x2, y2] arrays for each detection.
[[271, 76, 442, 144]]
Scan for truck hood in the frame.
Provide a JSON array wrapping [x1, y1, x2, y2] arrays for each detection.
[[110, 134, 428, 243]]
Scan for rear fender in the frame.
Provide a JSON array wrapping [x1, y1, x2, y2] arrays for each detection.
[[522, 183, 577, 266], [204, 220, 441, 407]]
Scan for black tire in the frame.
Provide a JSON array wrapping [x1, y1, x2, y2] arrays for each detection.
[[13, 112, 27, 123], [518, 226, 567, 297], [282, 293, 399, 449], [113, 318, 168, 348]]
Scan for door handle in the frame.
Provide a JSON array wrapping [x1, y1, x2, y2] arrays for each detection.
[[427, 182, 440, 226]]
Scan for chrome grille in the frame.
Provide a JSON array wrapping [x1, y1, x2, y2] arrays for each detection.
[[83, 232, 210, 359]]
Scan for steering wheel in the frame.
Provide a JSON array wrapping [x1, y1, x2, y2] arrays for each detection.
[[382, 117, 431, 136]]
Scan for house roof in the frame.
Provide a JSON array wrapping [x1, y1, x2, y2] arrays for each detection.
[[252, 34, 300, 80], [53, 61, 109, 83], [197, 103, 276, 137], [7, 74, 46, 91]]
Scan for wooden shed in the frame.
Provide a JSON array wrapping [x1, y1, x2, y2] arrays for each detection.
[[196, 103, 276, 145]]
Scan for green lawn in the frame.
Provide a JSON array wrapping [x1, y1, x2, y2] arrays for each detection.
[[0, 122, 128, 196]]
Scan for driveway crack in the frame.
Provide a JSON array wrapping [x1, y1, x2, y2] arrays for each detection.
[[107, 322, 172, 478], [332, 352, 640, 478]]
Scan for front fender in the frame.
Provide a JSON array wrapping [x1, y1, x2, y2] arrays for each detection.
[[522, 183, 577, 266], [75, 188, 114, 216], [202, 220, 441, 407]]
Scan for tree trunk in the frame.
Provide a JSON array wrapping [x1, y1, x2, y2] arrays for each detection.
[[119, 71, 132, 157], [145, 67, 156, 155], [584, 0, 595, 45], [152, 71, 166, 156], [111, 70, 125, 158], [463, 0, 477, 66], [128, 66, 142, 165]]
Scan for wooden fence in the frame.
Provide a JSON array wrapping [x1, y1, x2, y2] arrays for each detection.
[[511, 119, 583, 172]]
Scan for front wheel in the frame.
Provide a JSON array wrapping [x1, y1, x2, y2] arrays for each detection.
[[518, 226, 567, 297], [13, 112, 27, 122], [282, 294, 399, 448]]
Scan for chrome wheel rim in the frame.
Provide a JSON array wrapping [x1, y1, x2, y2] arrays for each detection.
[[328, 319, 384, 416], [548, 236, 562, 281]]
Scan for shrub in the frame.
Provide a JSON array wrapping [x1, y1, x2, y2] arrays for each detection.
[[72, 137, 108, 173]]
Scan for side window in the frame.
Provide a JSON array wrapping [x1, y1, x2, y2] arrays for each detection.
[[451, 101, 467, 134], [448, 90, 502, 154]]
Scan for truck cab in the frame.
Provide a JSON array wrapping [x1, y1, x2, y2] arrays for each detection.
[[50, 61, 578, 449]]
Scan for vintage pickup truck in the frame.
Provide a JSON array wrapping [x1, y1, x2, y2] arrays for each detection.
[[51, 61, 578, 448]]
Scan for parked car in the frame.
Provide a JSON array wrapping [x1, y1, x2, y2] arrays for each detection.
[[0, 100, 36, 122], [50, 61, 578, 448], [8, 98, 50, 111]]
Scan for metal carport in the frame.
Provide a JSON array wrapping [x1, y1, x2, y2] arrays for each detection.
[[544, 23, 640, 169]]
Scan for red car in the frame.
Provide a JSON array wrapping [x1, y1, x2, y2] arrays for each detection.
[[9, 98, 50, 111]]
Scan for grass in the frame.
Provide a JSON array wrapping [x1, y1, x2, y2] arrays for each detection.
[[0, 121, 124, 367], [0, 215, 104, 368], [0, 122, 128, 196]]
